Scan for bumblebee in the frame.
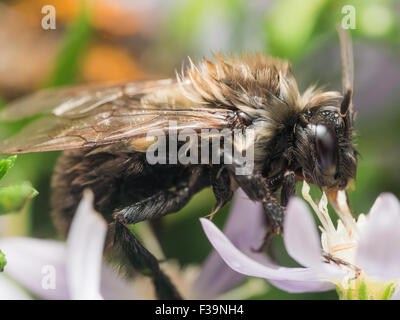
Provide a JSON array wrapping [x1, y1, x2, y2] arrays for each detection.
[[0, 28, 357, 299]]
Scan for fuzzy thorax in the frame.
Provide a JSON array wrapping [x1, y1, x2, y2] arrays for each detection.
[[177, 54, 342, 164]]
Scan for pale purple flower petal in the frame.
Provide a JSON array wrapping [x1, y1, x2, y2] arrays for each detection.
[[268, 277, 334, 293], [194, 189, 267, 298], [241, 242, 336, 293], [200, 190, 400, 298], [0, 189, 137, 300], [0, 238, 69, 299], [194, 250, 244, 298], [391, 286, 400, 300], [195, 189, 329, 296], [0, 237, 137, 300], [66, 189, 108, 300], [0, 274, 32, 300], [100, 266, 138, 300], [284, 198, 324, 269], [222, 189, 267, 248], [200, 218, 329, 283], [357, 193, 400, 280]]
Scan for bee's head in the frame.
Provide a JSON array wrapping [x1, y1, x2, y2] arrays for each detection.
[[291, 28, 357, 194], [293, 105, 357, 192]]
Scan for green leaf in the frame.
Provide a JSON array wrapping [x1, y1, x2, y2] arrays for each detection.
[[0, 155, 17, 181], [0, 249, 6, 272], [263, 0, 329, 59], [166, 0, 209, 45], [358, 281, 368, 300], [0, 182, 38, 215]]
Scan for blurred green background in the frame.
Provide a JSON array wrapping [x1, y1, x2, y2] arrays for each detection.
[[0, 0, 399, 300]]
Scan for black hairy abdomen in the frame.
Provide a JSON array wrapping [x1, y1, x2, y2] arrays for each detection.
[[51, 143, 186, 237]]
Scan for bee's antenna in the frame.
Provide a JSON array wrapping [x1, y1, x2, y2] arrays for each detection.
[[337, 26, 354, 117]]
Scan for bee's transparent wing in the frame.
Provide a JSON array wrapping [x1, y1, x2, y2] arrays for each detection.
[[0, 79, 174, 120], [0, 80, 234, 154]]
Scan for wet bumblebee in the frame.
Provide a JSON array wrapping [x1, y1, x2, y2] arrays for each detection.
[[0, 28, 357, 299]]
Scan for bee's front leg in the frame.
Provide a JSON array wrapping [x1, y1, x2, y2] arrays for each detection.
[[281, 170, 296, 207], [229, 170, 284, 233], [230, 169, 296, 252], [255, 170, 296, 252]]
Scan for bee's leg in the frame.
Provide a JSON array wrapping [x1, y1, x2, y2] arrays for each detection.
[[229, 171, 285, 253], [230, 171, 269, 202], [280, 170, 296, 207], [254, 170, 296, 252], [208, 166, 234, 219], [263, 170, 296, 232], [110, 167, 209, 299], [111, 220, 181, 300], [113, 167, 209, 224], [231, 171, 284, 233]]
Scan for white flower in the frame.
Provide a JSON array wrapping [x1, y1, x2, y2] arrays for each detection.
[[0, 190, 137, 300], [200, 182, 400, 299]]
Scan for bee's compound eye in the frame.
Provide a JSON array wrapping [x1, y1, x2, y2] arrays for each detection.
[[315, 124, 337, 176]]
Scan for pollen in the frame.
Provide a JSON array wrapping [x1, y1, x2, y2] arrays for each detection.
[[330, 242, 356, 254]]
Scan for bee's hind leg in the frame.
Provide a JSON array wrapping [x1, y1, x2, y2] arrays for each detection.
[[110, 166, 210, 299], [111, 220, 182, 299], [113, 167, 209, 225]]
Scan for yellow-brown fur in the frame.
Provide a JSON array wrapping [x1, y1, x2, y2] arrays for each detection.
[[177, 54, 342, 165]]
